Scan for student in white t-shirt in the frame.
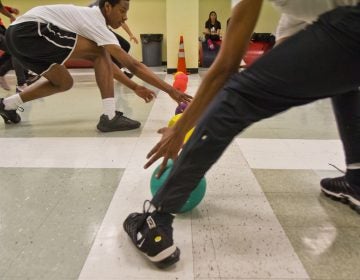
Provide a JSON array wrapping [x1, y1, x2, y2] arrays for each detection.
[[89, 0, 138, 79], [0, 0, 192, 132], [123, 0, 360, 268]]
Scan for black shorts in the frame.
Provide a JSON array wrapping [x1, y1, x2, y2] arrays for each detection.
[[5, 21, 77, 75]]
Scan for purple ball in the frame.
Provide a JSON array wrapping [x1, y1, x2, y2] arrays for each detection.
[[175, 102, 188, 115]]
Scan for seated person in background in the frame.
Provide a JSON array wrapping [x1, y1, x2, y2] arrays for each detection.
[[203, 11, 221, 50]]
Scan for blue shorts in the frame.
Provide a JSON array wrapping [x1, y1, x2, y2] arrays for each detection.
[[6, 21, 78, 75]]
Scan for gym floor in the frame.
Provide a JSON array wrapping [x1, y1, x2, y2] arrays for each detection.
[[0, 67, 359, 280]]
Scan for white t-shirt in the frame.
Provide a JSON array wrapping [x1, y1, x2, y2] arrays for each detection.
[[12, 4, 118, 47], [269, 0, 360, 39]]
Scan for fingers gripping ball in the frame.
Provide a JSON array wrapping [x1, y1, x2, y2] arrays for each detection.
[[167, 113, 194, 143], [175, 102, 188, 115], [150, 159, 206, 213]]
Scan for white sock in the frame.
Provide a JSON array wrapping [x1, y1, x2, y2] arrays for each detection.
[[348, 163, 360, 170], [102, 98, 115, 119], [4, 94, 23, 110]]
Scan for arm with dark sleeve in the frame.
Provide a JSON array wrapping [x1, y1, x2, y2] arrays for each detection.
[[172, 0, 263, 136], [144, 0, 264, 169]]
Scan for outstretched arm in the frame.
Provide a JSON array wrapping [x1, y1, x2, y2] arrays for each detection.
[[5, 6, 19, 15], [121, 22, 139, 44], [104, 44, 192, 104], [112, 63, 156, 103], [0, 2, 15, 22], [145, 0, 264, 175]]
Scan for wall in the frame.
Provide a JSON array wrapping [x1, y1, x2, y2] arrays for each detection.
[[125, 0, 166, 62], [3, 0, 280, 68], [255, 1, 280, 34], [166, 0, 199, 71], [3, 0, 166, 62], [230, 0, 280, 33]]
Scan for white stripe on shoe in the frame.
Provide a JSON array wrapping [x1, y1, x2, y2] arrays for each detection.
[[146, 244, 177, 263]]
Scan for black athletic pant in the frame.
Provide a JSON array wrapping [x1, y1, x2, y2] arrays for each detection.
[[151, 5, 360, 213]]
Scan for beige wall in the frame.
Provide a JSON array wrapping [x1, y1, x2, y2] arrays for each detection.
[[4, 0, 89, 13], [125, 0, 166, 62], [3, 0, 166, 62], [3, 0, 280, 68], [255, 1, 280, 33], [166, 0, 199, 70]]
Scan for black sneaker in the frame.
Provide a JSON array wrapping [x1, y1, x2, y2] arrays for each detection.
[[321, 176, 360, 214], [0, 98, 21, 124], [96, 111, 140, 132], [123, 201, 180, 268]]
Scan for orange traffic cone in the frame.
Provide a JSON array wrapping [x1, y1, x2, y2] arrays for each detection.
[[177, 35, 187, 74]]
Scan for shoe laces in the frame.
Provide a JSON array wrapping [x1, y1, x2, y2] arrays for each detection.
[[123, 201, 154, 241], [328, 163, 345, 174], [115, 111, 134, 122], [143, 199, 158, 214]]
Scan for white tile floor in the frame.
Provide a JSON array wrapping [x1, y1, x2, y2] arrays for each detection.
[[1, 69, 359, 280]]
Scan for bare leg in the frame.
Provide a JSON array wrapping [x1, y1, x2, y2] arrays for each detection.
[[69, 36, 114, 99], [20, 64, 73, 102], [19, 35, 114, 102]]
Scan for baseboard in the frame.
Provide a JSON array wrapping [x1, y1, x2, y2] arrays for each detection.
[[166, 68, 198, 74]]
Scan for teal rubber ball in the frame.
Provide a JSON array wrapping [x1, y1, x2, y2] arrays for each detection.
[[150, 160, 206, 213]]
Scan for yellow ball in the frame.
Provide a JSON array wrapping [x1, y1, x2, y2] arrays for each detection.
[[168, 113, 194, 143]]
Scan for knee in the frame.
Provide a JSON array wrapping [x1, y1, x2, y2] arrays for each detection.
[[93, 49, 112, 70], [60, 75, 74, 91], [93, 47, 111, 62]]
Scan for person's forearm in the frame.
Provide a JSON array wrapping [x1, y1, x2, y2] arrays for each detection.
[[0, 3, 15, 20], [5, 6, 13, 13], [173, 0, 263, 134], [121, 23, 134, 38], [105, 45, 174, 95], [112, 63, 139, 91], [129, 61, 173, 94]]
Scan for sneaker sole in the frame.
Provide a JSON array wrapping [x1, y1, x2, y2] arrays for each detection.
[[0, 113, 11, 124], [0, 112, 21, 124], [127, 238, 180, 269], [97, 123, 140, 132], [321, 187, 360, 214], [147, 245, 180, 269]]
